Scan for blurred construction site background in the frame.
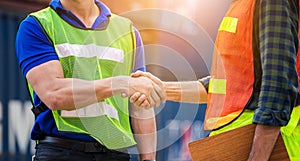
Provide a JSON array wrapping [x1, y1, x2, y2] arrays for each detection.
[[0, 0, 230, 160]]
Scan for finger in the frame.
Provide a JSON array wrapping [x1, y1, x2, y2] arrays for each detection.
[[143, 72, 163, 86], [148, 93, 156, 108], [130, 93, 150, 108], [150, 88, 161, 107], [135, 94, 148, 107], [154, 84, 166, 104], [131, 70, 144, 78], [129, 92, 141, 103], [141, 99, 150, 109]]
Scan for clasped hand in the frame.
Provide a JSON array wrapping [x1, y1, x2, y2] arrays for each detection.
[[127, 71, 166, 108]]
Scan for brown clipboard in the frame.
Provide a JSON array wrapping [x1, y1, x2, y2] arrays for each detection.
[[188, 124, 289, 161]]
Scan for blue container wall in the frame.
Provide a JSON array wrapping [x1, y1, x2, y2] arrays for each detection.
[[0, 8, 209, 161], [0, 9, 34, 161]]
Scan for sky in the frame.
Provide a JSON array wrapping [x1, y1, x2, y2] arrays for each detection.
[[102, 0, 232, 80]]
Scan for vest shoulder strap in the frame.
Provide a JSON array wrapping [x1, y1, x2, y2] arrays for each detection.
[[31, 103, 48, 118]]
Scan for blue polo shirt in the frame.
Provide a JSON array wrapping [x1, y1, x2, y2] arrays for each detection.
[[15, 0, 146, 141]]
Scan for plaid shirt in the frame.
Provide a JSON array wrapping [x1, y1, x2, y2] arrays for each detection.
[[246, 0, 299, 126]]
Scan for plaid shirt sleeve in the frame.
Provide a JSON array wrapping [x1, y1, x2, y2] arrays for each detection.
[[253, 0, 299, 126]]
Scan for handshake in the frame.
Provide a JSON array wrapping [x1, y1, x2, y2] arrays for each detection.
[[120, 71, 208, 108], [124, 71, 167, 109]]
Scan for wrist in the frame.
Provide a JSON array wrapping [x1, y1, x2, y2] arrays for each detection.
[[164, 81, 181, 101], [112, 76, 130, 95], [198, 76, 210, 92]]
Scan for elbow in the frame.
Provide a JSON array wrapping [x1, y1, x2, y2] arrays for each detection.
[[42, 91, 63, 110]]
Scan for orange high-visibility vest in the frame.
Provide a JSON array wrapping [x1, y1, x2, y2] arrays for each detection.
[[205, 0, 300, 130]]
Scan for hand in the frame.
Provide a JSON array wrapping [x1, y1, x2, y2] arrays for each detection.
[[129, 71, 166, 108], [128, 76, 165, 108], [131, 71, 164, 88]]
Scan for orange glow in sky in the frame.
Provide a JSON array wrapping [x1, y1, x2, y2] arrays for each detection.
[[101, 0, 232, 79]]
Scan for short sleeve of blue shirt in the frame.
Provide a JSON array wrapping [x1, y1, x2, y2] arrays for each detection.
[[15, 16, 59, 77]]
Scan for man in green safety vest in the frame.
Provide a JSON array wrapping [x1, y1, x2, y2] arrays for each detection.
[[15, 0, 165, 161]]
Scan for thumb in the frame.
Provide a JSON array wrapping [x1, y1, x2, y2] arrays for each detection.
[[131, 70, 144, 78]]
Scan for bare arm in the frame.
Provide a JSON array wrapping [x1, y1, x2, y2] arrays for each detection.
[[164, 81, 207, 104], [130, 104, 157, 160], [26, 60, 158, 110], [247, 124, 280, 161], [130, 71, 207, 107]]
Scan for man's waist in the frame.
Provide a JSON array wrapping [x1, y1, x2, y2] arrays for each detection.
[[38, 136, 128, 153]]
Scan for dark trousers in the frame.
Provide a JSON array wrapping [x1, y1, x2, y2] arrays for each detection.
[[34, 142, 131, 161]]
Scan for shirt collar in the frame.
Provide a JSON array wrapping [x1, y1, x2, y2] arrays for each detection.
[[49, 0, 111, 29]]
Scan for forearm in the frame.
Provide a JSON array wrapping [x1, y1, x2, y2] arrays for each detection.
[[26, 60, 132, 110], [130, 106, 156, 160], [37, 76, 130, 110], [164, 81, 207, 104], [45, 77, 129, 110], [247, 124, 280, 161]]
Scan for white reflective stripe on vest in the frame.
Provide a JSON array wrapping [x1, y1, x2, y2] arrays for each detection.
[[56, 43, 124, 63], [61, 102, 119, 121]]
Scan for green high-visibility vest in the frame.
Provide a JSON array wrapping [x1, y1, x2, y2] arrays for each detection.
[[30, 7, 137, 149]]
